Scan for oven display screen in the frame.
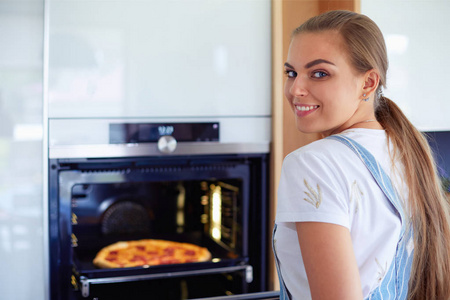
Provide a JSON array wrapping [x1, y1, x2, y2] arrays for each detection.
[[109, 122, 219, 144]]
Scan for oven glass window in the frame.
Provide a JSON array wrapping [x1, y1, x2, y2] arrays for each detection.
[[71, 179, 243, 269]]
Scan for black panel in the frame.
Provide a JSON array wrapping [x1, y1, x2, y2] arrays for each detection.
[[109, 122, 219, 143]]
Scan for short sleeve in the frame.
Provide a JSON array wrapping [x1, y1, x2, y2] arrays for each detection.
[[276, 149, 351, 229]]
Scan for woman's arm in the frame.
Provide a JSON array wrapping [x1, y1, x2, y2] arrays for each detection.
[[296, 222, 363, 300]]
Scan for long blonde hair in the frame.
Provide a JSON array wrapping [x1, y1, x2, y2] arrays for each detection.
[[293, 10, 450, 300]]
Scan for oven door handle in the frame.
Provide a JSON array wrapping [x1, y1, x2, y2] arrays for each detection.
[[79, 264, 253, 298]]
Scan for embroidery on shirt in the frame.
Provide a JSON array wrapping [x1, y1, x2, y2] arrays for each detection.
[[375, 258, 387, 283], [350, 180, 363, 214], [303, 179, 322, 209]]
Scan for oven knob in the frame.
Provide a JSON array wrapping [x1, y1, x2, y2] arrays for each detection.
[[158, 135, 177, 153]]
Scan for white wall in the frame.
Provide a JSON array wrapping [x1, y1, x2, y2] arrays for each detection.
[[0, 1, 46, 300], [362, 0, 450, 131]]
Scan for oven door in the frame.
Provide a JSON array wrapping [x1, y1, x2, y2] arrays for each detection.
[[49, 154, 269, 300]]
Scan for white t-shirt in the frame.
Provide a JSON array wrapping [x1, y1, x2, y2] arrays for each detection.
[[274, 129, 407, 299]]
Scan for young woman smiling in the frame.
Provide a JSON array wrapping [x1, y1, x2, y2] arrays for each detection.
[[273, 10, 450, 300]]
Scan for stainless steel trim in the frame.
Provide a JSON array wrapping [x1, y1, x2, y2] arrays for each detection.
[[79, 265, 251, 298], [49, 142, 270, 159]]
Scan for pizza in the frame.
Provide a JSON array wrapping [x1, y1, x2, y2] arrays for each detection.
[[93, 239, 212, 268]]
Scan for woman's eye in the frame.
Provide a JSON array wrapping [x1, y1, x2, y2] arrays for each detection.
[[284, 70, 297, 78], [312, 71, 328, 78]]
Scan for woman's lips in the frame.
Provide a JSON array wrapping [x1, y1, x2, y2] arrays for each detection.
[[295, 105, 319, 117]]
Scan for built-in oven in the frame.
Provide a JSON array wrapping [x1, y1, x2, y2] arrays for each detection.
[[48, 120, 274, 300]]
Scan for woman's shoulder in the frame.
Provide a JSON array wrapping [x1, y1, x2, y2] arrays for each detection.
[[281, 137, 351, 180], [286, 129, 387, 162], [284, 134, 348, 162]]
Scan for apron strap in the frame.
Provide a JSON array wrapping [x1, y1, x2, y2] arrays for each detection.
[[326, 135, 406, 237]]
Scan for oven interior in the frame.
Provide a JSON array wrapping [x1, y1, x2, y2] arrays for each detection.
[[50, 154, 269, 299], [72, 178, 244, 269]]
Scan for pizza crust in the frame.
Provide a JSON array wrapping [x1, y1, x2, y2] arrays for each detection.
[[93, 239, 212, 268]]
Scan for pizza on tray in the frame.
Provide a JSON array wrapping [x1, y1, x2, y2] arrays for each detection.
[[93, 239, 212, 268]]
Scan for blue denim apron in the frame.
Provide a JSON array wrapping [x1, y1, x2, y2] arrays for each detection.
[[273, 134, 414, 300]]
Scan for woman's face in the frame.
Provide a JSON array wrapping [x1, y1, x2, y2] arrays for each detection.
[[284, 30, 368, 136]]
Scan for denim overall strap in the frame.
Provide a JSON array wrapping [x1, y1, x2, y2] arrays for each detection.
[[327, 135, 413, 300], [272, 224, 291, 300]]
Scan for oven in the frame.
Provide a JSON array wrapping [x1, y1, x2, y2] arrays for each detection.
[[48, 120, 274, 300]]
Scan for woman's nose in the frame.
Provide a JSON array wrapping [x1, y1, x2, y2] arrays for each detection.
[[290, 76, 308, 97]]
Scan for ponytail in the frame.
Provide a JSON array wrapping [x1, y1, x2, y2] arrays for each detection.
[[376, 95, 450, 300]]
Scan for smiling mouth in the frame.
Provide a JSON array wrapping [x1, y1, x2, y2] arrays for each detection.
[[295, 105, 319, 112]]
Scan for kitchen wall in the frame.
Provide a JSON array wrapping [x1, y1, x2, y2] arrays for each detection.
[[0, 1, 46, 300], [361, 0, 450, 186], [361, 0, 450, 131]]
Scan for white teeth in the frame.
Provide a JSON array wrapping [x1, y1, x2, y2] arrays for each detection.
[[295, 105, 318, 111]]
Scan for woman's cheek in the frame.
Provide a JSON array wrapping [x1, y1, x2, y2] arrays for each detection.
[[284, 83, 294, 105]]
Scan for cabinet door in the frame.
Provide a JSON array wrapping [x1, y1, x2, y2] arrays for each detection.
[[0, 1, 45, 299], [48, 0, 271, 119], [362, 1, 450, 131]]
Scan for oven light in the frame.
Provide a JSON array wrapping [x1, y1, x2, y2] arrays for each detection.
[[212, 227, 221, 240], [212, 191, 221, 223], [176, 183, 186, 233], [211, 186, 222, 241]]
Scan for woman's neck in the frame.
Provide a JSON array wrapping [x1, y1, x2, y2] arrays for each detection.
[[324, 118, 383, 137]]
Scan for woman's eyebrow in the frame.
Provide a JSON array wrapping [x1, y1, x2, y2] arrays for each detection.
[[304, 59, 335, 68], [284, 62, 295, 69], [284, 59, 335, 70]]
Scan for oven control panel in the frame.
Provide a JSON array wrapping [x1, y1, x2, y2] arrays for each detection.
[[109, 122, 219, 144], [49, 118, 269, 158]]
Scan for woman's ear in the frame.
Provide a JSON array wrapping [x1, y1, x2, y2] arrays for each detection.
[[361, 69, 380, 99]]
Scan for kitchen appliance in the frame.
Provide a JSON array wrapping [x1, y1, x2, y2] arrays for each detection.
[[48, 119, 272, 300]]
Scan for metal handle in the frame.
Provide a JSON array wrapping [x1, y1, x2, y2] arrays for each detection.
[[79, 264, 253, 298]]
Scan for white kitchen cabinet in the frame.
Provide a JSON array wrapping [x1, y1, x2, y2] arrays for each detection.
[[361, 0, 450, 131], [0, 1, 46, 299], [48, 0, 271, 119]]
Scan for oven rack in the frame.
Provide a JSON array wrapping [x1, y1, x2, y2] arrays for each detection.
[[76, 263, 253, 298]]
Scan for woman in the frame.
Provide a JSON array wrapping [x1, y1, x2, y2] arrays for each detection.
[[273, 10, 450, 300]]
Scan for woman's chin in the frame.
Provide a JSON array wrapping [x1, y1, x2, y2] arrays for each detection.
[[295, 123, 318, 134]]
